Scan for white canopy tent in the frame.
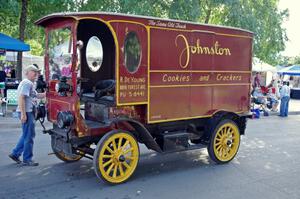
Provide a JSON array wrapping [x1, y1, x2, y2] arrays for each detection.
[[5, 51, 44, 70], [252, 58, 276, 72], [252, 58, 276, 86], [5, 51, 44, 79]]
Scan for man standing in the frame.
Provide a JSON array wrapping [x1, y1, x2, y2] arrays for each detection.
[[279, 81, 291, 117], [9, 65, 46, 166]]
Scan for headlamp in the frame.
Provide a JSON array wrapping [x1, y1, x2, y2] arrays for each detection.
[[57, 111, 74, 129]]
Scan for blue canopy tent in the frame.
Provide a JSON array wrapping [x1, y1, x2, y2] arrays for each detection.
[[0, 33, 30, 51], [278, 65, 300, 99], [277, 65, 300, 76]]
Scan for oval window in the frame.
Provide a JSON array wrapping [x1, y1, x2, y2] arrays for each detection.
[[124, 32, 141, 73], [86, 36, 103, 72]]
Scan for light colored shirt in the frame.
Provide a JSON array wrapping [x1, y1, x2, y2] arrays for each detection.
[[16, 79, 37, 112], [280, 85, 290, 98]]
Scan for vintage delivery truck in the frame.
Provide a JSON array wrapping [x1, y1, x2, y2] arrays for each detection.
[[35, 12, 253, 184]]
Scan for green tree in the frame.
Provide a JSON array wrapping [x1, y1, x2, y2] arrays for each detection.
[[0, 0, 20, 38], [0, 0, 289, 72], [168, 0, 201, 21], [199, 0, 288, 65]]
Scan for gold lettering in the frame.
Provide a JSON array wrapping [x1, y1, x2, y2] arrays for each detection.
[[191, 46, 197, 54], [219, 48, 224, 55], [175, 35, 232, 69], [162, 74, 191, 83], [163, 74, 167, 82], [199, 75, 210, 81], [203, 47, 210, 54], [175, 34, 190, 69], [224, 48, 231, 56], [216, 74, 242, 81], [214, 41, 220, 55], [210, 47, 215, 55]]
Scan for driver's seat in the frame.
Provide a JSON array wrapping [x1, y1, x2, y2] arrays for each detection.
[[95, 79, 115, 101]]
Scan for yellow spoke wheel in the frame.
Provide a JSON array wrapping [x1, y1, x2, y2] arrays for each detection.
[[93, 130, 139, 184], [208, 119, 240, 164]]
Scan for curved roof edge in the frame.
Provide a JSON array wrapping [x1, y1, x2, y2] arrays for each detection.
[[35, 12, 253, 35]]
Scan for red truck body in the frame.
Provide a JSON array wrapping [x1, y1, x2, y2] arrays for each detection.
[[36, 12, 253, 184]]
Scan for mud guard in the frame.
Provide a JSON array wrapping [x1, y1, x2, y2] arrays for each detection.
[[111, 118, 162, 153]]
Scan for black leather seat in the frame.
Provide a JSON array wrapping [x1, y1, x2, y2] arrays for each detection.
[[95, 79, 115, 100]]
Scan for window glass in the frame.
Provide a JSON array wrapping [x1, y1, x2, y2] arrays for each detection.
[[124, 32, 141, 73], [48, 27, 72, 80], [86, 36, 103, 72]]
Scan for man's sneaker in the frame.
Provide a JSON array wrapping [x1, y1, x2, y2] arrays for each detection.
[[22, 161, 39, 166], [8, 154, 21, 164]]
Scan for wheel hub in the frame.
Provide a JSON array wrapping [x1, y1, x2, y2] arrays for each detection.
[[226, 140, 232, 146], [119, 155, 126, 162]]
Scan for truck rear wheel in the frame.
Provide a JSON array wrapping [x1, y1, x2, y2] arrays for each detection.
[[208, 119, 240, 164], [93, 130, 139, 184]]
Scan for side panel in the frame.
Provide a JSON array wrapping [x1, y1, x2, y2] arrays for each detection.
[[148, 27, 252, 123], [111, 22, 148, 105]]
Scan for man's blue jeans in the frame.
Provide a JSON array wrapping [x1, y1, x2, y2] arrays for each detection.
[[280, 96, 290, 117], [12, 112, 35, 162]]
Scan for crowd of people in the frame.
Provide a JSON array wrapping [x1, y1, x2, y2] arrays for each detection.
[[251, 72, 291, 117]]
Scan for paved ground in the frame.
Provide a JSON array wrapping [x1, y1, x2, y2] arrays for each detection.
[[0, 114, 300, 199]]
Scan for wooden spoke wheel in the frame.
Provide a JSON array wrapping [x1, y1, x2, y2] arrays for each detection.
[[208, 119, 240, 164], [51, 137, 83, 163], [93, 130, 139, 184]]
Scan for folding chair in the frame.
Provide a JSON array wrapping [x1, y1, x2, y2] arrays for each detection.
[[1, 89, 18, 116]]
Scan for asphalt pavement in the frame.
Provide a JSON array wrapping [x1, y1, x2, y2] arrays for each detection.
[[0, 115, 300, 199]]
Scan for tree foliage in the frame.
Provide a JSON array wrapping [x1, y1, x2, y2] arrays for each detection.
[[0, 0, 289, 66]]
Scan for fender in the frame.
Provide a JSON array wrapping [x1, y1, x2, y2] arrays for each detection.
[[111, 118, 162, 153], [212, 111, 248, 135], [203, 110, 248, 143]]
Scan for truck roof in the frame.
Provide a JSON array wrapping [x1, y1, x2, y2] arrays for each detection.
[[35, 12, 253, 36]]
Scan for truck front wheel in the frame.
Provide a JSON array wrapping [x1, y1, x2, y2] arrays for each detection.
[[93, 130, 139, 184], [208, 119, 240, 164], [51, 136, 83, 163]]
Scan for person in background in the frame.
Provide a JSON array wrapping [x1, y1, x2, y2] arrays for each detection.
[[8, 65, 46, 166], [279, 81, 291, 117], [10, 68, 16, 79], [253, 87, 267, 105], [253, 72, 261, 88], [267, 79, 280, 111], [4, 66, 11, 78], [0, 65, 6, 98], [268, 88, 279, 111]]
